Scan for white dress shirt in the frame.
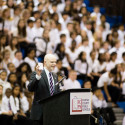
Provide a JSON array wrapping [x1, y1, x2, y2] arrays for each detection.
[[31, 26, 44, 41], [5, 46, 17, 60], [63, 78, 81, 90], [123, 116, 125, 125], [34, 37, 47, 57], [20, 95, 29, 113], [97, 72, 114, 87], [12, 58, 24, 68], [26, 26, 34, 43], [1, 96, 10, 113], [65, 48, 79, 63], [109, 47, 124, 60], [0, 79, 11, 96], [24, 57, 38, 71], [77, 45, 92, 60], [92, 95, 107, 109], [92, 61, 107, 73], [106, 60, 119, 71], [74, 60, 90, 74], [10, 95, 19, 114], [88, 58, 99, 73]]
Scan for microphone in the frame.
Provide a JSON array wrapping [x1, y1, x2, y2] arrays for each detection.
[[55, 75, 67, 86]]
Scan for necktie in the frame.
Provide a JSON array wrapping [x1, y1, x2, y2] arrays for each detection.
[[8, 100, 11, 110], [49, 72, 54, 96]]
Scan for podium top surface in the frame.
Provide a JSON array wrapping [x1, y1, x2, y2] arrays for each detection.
[[39, 88, 91, 104]]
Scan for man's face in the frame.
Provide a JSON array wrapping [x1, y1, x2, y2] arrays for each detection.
[[8, 63, 16, 72], [69, 71, 77, 81], [16, 52, 22, 61], [0, 72, 7, 81], [6, 89, 12, 98], [45, 57, 56, 72]]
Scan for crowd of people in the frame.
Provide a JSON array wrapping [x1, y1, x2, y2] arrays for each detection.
[[0, 0, 125, 124]]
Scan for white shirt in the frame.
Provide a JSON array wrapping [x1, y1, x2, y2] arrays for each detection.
[[49, 28, 60, 46], [4, 19, 13, 31], [24, 57, 38, 71], [65, 48, 79, 63], [74, 60, 90, 74], [63, 78, 81, 90], [5, 46, 17, 60], [26, 26, 34, 43], [123, 116, 125, 125], [12, 58, 24, 68], [90, 12, 101, 25], [106, 60, 118, 71], [92, 94, 107, 109], [88, 58, 99, 73], [0, 79, 11, 96], [97, 72, 114, 87], [32, 26, 44, 41], [20, 95, 29, 113], [118, 30, 125, 42], [1, 96, 10, 113], [10, 95, 19, 114], [77, 45, 92, 60], [34, 37, 47, 57], [92, 61, 107, 73], [109, 47, 124, 60]]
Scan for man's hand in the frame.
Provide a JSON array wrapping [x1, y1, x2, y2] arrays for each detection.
[[36, 64, 42, 76]]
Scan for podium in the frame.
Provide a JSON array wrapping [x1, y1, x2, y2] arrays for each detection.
[[40, 89, 91, 125]]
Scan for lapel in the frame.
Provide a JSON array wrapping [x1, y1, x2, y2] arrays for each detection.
[[41, 70, 50, 91]]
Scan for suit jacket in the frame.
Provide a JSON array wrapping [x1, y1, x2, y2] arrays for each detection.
[[28, 70, 59, 120]]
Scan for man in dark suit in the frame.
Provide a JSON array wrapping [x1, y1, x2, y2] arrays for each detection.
[[28, 54, 60, 125]]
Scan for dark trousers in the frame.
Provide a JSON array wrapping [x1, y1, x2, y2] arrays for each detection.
[[33, 119, 43, 125], [93, 108, 116, 125], [14, 115, 33, 125], [0, 115, 13, 125], [100, 107, 116, 124], [108, 85, 121, 103]]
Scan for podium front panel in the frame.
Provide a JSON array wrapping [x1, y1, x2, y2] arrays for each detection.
[[41, 89, 91, 125]]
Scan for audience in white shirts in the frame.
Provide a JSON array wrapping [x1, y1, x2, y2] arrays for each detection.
[[0, 0, 125, 124]]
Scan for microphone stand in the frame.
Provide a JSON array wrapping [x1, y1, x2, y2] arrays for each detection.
[[55, 75, 66, 91]]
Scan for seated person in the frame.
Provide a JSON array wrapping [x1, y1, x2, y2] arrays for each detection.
[[97, 67, 121, 103], [63, 70, 81, 90], [92, 87, 116, 125]]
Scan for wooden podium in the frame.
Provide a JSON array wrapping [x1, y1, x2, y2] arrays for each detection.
[[40, 89, 91, 125]]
